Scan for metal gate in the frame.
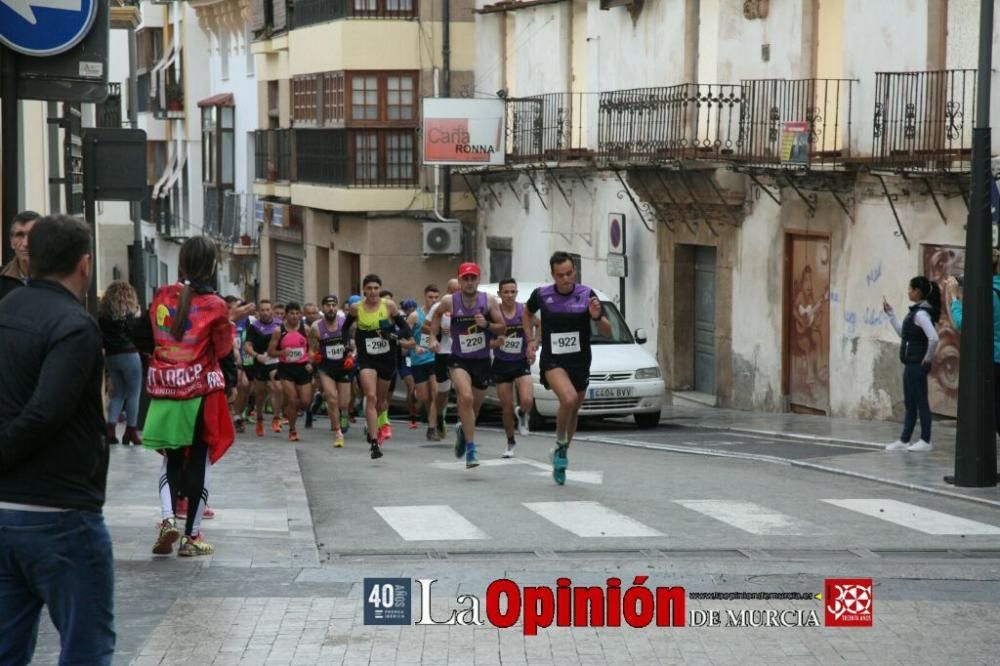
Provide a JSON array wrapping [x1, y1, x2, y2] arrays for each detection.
[[694, 246, 716, 394], [274, 242, 304, 305]]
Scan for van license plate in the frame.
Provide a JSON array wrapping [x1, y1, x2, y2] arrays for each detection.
[[589, 387, 634, 399]]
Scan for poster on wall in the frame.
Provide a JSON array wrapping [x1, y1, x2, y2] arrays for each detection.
[[780, 121, 810, 166], [787, 235, 831, 413], [922, 244, 965, 418]]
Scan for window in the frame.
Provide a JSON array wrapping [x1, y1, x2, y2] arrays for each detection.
[[220, 30, 230, 80], [386, 131, 414, 182], [386, 0, 414, 10], [202, 105, 235, 236], [490, 249, 512, 283], [351, 75, 378, 121], [293, 75, 319, 124], [569, 252, 583, 282], [322, 72, 345, 123], [386, 75, 415, 121], [354, 0, 377, 10], [245, 25, 255, 76], [354, 132, 378, 183]]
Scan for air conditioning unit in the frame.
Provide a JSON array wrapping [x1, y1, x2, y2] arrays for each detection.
[[422, 221, 462, 255]]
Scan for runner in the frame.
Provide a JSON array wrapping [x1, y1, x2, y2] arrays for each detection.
[[226, 297, 255, 433], [408, 284, 441, 440], [268, 302, 314, 442], [492, 278, 535, 457], [303, 302, 321, 326], [309, 294, 352, 448], [244, 299, 283, 436], [144, 236, 235, 556], [398, 298, 421, 429], [343, 275, 412, 459], [428, 263, 505, 468], [425, 278, 460, 439], [524, 251, 611, 485]]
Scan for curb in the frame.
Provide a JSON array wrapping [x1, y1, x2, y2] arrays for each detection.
[[670, 422, 888, 450]]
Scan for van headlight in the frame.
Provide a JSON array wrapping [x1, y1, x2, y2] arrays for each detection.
[[635, 367, 660, 379]]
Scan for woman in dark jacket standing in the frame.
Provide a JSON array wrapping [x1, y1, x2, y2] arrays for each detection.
[[99, 280, 143, 446], [883, 276, 941, 452]]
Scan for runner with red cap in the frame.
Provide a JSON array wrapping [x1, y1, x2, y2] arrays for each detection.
[[524, 251, 612, 485], [428, 262, 505, 468]]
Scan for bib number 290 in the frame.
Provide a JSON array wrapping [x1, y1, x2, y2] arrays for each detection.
[[366, 337, 390, 355], [551, 331, 581, 354]]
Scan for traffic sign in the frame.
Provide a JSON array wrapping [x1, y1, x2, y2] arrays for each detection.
[[608, 213, 626, 255], [0, 0, 97, 57]]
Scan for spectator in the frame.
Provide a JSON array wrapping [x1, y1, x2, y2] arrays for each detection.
[[0, 214, 114, 664], [99, 280, 144, 446], [0, 210, 41, 302]]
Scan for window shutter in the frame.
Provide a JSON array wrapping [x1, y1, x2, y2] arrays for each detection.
[[249, 0, 265, 31], [273, 0, 287, 31]]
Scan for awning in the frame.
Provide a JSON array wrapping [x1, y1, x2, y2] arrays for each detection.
[[155, 44, 179, 109], [197, 93, 234, 108], [151, 147, 178, 199], [159, 149, 187, 200], [149, 42, 175, 101]]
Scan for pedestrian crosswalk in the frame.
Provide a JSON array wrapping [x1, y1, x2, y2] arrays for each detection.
[[368, 498, 1000, 543]]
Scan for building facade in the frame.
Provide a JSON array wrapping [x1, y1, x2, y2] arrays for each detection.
[[250, 0, 477, 304], [473, 0, 1000, 422]]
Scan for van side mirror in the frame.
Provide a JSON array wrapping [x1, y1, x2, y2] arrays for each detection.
[[634, 328, 647, 344]]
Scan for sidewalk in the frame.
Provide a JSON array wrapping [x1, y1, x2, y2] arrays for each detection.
[[645, 402, 1000, 508]]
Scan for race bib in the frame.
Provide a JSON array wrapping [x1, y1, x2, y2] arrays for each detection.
[[365, 337, 391, 355], [325, 344, 345, 361], [459, 332, 486, 353], [502, 337, 524, 354], [551, 331, 581, 354], [284, 348, 305, 362], [420, 334, 434, 348]]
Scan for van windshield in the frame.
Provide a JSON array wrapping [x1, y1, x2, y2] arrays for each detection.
[[592, 301, 634, 344]]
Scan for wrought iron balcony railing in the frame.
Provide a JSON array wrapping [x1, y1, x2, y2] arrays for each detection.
[[872, 69, 976, 173], [255, 129, 294, 182], [292, 0, 418, 28], [295, 128, 418, 187], [506, 93, 593, 163], [737, 78, 856, 169], [598, 84, 742, 163]]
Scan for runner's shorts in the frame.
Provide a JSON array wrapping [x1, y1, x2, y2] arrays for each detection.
[[491, 358, 531, 385], [251, 362, 278, 383], [434, 354, 451, 384], [411, 361, 435, 385], [540, 361, 590, 393], [276, 363, 313, 386], [447, 356, 491, 391], [318, 362, 352, 384], [358, 354, 397, 382]]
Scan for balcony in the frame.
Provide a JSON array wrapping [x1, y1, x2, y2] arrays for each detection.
[[736, 78, 856, 170], [872, 69, 976, 174], [153, 81, 185, 120], [96, 82, 122, 128], [295, 128, 418, 187], [292, 0, 419, 28], [255, 129, 294, 182], [598, 84, 742, 164], [506, 93, 593, 163]]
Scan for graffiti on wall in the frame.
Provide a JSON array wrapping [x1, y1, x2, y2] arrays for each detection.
[[788, 236, 831, 412]]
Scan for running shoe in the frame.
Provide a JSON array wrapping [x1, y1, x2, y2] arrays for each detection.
[[454, 424, 466, 458], [178, 534, 214, 557], [369, 441, 383, 460], [437, 414, 447, 439], [256, 419, 265, 437], [289, 430, 299, 442], [408, 418, 418, 430], [426, 427, 439, 442], [382, 423, 393, 441], [151, 518, 181, 555], [465, 442, 479, 469], [340, 415, 351, 435], [503, 439, 516, 459], [202, 506, 215, 519], [234, 416, 245, 434], [552, 444, 568, 486], [271, 417, 281, 433], [333, 431, 345, 448], [515, 407, 530, 437]]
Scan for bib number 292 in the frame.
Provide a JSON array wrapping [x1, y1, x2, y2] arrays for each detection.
[[551, 331, 581, 354]]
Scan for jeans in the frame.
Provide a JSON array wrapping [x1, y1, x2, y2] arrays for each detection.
[[0, 510, 115, 665], [106, 351, 142, 427], [900, 363, 931, 444]]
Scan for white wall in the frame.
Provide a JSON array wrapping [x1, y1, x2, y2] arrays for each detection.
[[478, 172, 661, 353]]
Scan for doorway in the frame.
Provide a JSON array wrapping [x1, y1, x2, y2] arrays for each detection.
[[694, 246, 717, 395], [784, 233, 831, 414]]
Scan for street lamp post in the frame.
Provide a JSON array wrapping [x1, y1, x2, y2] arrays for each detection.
[[952, 0, 998, 488]]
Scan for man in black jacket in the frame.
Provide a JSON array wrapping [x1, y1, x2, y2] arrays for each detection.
[[0, 210, 40, 302], [0, 215, 114, 665]]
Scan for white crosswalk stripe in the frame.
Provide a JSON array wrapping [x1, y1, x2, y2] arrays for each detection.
[[522, 501, 663, 537], [373, 505, 489, 541], [821, 499, 1000, 535], [673, 499, 822, 535]]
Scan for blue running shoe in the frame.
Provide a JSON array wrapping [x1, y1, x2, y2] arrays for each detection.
[[552, 444, 568, 485], [454, 424, 467, 458], [465, 442, 479, 468]]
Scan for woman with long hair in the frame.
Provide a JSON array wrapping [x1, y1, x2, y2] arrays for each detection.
[[883, 275, 941, 452], [142, 236, 235, 556], [99, 280, 143, 446]]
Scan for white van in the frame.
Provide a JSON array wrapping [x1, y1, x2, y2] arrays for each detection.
[[478, 282, 665, 429]]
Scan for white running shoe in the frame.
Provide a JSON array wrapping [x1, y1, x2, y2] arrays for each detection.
[[907, 440, 932, 452], [515, 407, 530, 437], [503, 441, 516, 458], [885, 440, 909, 451]]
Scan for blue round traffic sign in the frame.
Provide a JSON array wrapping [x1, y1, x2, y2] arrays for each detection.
[[610, 217, 622, 250], [0, 0, 97, 56]]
